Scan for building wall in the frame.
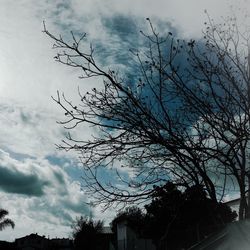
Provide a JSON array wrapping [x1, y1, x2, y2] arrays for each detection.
[[117, 221, 127, 242], [117, 220, 155, 250]]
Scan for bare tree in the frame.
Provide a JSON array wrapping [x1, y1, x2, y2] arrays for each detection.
[[43, 21, 219, 209], [172, 13, 250, 219], [44, 14, 250, 217]]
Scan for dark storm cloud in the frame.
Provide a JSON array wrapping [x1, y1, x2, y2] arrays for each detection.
[[96, 14, 179, 79], [102, 15, 138, 42], [0, 165, 50, 196], [102, 14, 177, 43], [94, 14, 144, 68]]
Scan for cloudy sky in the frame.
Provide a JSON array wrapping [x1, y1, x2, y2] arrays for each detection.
[[0, 0, 249, 241]]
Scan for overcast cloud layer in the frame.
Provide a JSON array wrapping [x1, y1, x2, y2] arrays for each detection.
[[0, 0, 249, 241]]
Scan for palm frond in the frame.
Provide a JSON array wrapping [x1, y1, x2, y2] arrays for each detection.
[[0, 218, 15, 231]]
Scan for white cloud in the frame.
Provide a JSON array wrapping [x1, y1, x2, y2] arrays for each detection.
[[69, 0, 250, 38], [0, 149, 89, 241]]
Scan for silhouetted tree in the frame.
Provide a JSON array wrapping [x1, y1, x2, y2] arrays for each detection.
[[144, 182, 237, 249], [0, 209, 15, 231], [44, 12, 250, 217], [174, 13, 250, 220], [72, 217, 103, 250], [110, 183, 236, 249], [43, 19, 218, 209]]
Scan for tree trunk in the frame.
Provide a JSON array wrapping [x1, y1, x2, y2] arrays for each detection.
[[239, 195, 248, 220], [246, 176, 250, 218]]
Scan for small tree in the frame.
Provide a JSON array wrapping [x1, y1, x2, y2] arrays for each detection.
[[0, 209, 15, 231], [72, 217, 103, 250]]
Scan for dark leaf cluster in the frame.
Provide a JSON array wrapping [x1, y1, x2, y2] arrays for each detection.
[[111, 183, 237, 250]]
